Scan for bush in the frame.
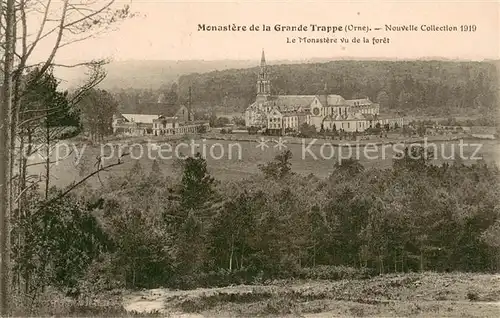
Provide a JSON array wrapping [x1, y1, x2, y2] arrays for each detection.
[[168, 268, 259, 290], [365, 127, 381, 135], [296, 266, 377, 281], [166, 266, 377, 290], [467, 291, 479, 301], [248, 126, 259, 135], [55, 126, 81, 139]]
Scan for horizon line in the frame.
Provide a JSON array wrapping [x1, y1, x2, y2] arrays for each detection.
[[54, 56, 500, 64]]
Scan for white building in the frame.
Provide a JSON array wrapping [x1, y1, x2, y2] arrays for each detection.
[[245, 50, 403, 133], [113, 101, 208, 136]]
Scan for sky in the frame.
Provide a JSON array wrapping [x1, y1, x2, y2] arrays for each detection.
[[29, 0, 499, 63]]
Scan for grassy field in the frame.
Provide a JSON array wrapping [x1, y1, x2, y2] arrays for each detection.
[[26, 135, 500, 189], [120, 272, 500, 317], [28, 272, 500, 316], [24, 136, 500, 190]]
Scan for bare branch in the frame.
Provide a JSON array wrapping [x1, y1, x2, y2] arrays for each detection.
[[50, 61, 100, 68], [16, 106, 66, 128], [31, 151, 129, 217], [21, 149, 75, 188], [23, 0, 52, 62], [63, 0, 114, 29], [41, 1, 68, 70], [13, 180, 38, 203]]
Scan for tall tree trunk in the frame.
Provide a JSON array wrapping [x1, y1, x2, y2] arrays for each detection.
[[240, 248, 244, 270], [379, 255, 384, 275], [20, 128, 32, 299], [14, 129, 25, 295], [45, 116, 50, 199], [0, 0, 16, 313], [313, 243, 316, 267], [8, 3, 20, 297], [132, 265, 136, 288], [229, 234, 234, 272], [420, 251, 424, 272], [402, 251, 405, 272]]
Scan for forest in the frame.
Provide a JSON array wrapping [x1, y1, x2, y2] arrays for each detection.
[[14, 146, 500, 309], [112, 60, 499, 119], [175, 60, 498, 116]]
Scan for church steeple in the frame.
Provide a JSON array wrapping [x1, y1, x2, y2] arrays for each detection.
[[257, 49, 271, 98]]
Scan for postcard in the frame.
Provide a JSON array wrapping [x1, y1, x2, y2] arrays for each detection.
[[0, 1, 499, 316]]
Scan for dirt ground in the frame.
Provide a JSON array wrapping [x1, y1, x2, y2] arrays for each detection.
[[122, 272, 500, 317]]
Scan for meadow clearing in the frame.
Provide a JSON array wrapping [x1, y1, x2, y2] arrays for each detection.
[[120, 272, 500, 317], [27, 135, 500, 189], [38, 272, 500, 317]]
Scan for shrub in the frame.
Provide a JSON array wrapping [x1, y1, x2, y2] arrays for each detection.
[[297, 266, 377, 281], [467, 291, 479, 301], [168, 268, 259, 290]]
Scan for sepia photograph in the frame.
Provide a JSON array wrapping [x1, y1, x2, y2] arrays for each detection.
[[0, 0, 499, 316]]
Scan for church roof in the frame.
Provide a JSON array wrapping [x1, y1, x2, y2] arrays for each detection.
[[315, 94, 347, 106], [314, 94, 346, 106], [253, 94, 352, 109], [268, 107, 282, 116], [266, 95, 316, 108], [327, 95, 346, 106], [316, 95, 327, 106], [346, 98, 372, 106]]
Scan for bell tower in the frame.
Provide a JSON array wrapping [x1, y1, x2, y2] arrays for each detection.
[[256, 49, 271, 101]]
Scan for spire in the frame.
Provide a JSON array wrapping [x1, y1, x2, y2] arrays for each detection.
[[257, 49, 271, 98]]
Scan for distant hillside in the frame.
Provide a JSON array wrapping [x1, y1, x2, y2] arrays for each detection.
[[175, 60, 499, 117], [58, 58, 499, 118], [58, 58, 341, 90]]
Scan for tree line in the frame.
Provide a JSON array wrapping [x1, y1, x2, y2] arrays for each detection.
[[111, 60, 498, 120], [175, 60, 498, 116], [13, 146, 500, 305]]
